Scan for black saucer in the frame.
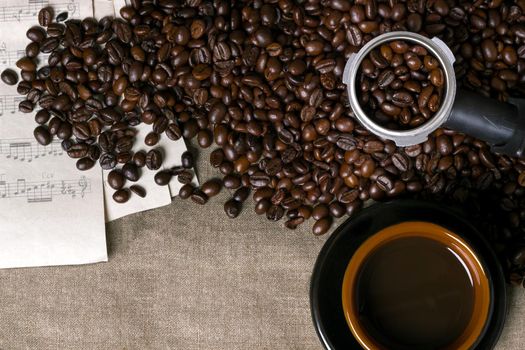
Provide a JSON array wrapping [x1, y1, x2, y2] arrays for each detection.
[[310, 200, 507, 350]]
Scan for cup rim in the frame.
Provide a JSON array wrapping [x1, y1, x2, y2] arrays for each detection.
[[341, 221, 491, 350]]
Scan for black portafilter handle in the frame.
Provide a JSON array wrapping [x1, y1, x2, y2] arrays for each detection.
[[444, 89, 525, 158]]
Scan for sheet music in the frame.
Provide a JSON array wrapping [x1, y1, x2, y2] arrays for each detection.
[[0, 0, 107, 269]]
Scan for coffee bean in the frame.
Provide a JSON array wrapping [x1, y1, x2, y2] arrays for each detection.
[[191, 190, 208, 205], [38, 7, 53, 27], [179, 183, 195, 199], [1, 69, 18, 85], [76, 157, 95, 171], [130, 185, 146, 198], [16, 57, 36, 71], [201, 179, 222, 197], [146, 149, 163, 170], [181, 151, 194, 169], [99, 153, 117, 170], [178, 170, 194, 184], [233, 187, 251, 202], [313, 217, 332, 235], [113, 188, 130, 203], [154, 170, 172, 186], [144, 132, 159, 146], [56, 12, 68, 22], [34, 125, 52, 146], [108, 170, 125, 190], [122, 163, 140, 182], [224, 199, 242, 218]]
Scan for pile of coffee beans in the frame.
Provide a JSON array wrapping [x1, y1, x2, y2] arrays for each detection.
[[6, 0, 525, 285], [357, 40, 445, 129]]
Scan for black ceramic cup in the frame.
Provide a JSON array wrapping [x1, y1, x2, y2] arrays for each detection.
[[310, 200, 507, 350]]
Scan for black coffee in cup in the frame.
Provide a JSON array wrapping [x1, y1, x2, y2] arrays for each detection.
[[355, 236, 474, 348], [342, 222, 491, 350]]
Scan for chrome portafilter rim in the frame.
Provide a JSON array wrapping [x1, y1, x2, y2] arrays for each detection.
[[342, 31, 457, 147]]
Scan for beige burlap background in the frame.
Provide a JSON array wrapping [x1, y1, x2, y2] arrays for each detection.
[[0, 143, 523, 350]]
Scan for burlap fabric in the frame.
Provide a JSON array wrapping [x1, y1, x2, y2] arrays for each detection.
[[0, 143, 522, 349]]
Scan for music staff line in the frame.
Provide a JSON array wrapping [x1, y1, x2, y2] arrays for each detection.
[[0, 95, 27, 116], [0, 1, 79, 23], [0, 176, 90, 203], [0, 138, 64, 162]]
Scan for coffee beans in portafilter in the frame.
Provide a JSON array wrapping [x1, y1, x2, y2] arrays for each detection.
[[5, 1, 525, 283], [357, 40, 445, 129]]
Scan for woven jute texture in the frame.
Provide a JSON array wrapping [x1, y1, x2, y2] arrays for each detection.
[[0, 143, 522, 350]]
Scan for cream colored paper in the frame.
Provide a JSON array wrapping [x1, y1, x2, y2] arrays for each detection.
[[94, 0, 114, 18], [0, 0, 107, 269]]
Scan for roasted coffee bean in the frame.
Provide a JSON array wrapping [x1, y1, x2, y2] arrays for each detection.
[[145, 149, 162, 170], [130, 185, 146, 198], [178, 170, 194, 184], [233, 187, 250, 202], [38, 7, 53, 27], [56, 12, 68, 22], [179, 183, 194, 199], [113, 188, 130, 203], [181, 151, 194, 169], [224, 199, 242, 218], [201, 179, 222, 197], [33, 125, 52, 145], [27, 27, 46, 43], [313, 217, 332, 235], [144, 132, 159, 146], [108, 170, 125, 190], [154, 170, 172, 186], [16, 57, 36, 71], [191, 189, 209, 205], [122, 162, 140, 182], [99, 153, 117, 170], [1, 69, 18, 85], [76, 157, 95, 171]]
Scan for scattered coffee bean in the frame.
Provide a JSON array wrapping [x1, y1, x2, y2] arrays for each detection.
[[179, 183, 195, 199], [38, 7, 53, 27], [146, 149, 162, 170], [224, 199, 242, 218], [154, 170, 172, 186], [76, 157, 95, 171], [33, 125, 51, 145], [191, 190, 208, 205], [1, 69, 18, 85], [113, 188, 130, 203], [130, 185, 146, 198], [181, 151, 194, 169], [122, 162, 140, 182], [56, 12, 68, 22], [108, 170, 125, 190], [201, 179, 222, 197]]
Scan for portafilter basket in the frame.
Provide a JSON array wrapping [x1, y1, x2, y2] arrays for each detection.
[[342, 31, 525, 158]]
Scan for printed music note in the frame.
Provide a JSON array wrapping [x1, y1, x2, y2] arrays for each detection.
[[14, 178, 26, 195], [0, 180, 7, 198], [0, 176, 91, 203], [1, 138, 63, 162]]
